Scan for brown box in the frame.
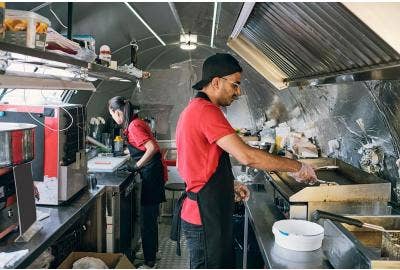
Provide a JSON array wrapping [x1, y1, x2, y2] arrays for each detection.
[[58, 252, 134, 269]]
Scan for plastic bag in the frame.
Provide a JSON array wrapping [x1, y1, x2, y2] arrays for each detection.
[[72, 257, 109, 269]]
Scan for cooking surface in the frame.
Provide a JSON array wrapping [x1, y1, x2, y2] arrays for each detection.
[[267, 158, 391, 204], [276, 170, 352, 193]]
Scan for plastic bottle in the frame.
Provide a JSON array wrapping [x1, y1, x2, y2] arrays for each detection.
[[113, 135, 123, 153]]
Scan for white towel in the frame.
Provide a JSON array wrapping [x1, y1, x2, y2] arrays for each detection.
[[0, 250, 29, 268]]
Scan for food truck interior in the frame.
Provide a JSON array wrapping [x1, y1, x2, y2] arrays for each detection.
[[1, 1, 400, 269]]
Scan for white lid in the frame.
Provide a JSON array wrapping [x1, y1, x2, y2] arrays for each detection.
[[5, 9, 51, 26]]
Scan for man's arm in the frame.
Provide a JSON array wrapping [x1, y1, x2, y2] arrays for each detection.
[[217, 133, 301, 172]]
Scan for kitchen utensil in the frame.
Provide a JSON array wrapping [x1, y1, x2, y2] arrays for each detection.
[[314, 178, 339, 186], [315, 165, 339, 170], [312, 210, 399, 233], [313, 210, 400, 260], [0, 123, 36, 168], [272, 219, 324, 251]]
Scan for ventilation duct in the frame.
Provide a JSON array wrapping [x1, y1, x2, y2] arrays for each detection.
[[228, 2, 400, 89]]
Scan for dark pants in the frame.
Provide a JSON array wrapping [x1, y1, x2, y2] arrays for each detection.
[[181, 219, 206, 269], [140, 204, 160, 265]]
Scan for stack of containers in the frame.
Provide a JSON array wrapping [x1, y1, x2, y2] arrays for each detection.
[[4, 9, 50, 50]]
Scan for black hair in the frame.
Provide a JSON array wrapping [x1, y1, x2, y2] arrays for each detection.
[[108, 96, 136, 130]]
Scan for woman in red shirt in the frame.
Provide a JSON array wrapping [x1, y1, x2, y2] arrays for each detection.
[[109, 96, 166, 268]]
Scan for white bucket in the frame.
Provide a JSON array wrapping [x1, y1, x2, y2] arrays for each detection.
[[272, 219, 324, 251]]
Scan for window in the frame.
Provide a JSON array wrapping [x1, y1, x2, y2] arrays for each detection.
[[0, 55, 76, 105]]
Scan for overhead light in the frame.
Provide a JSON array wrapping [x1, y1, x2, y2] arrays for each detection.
[[180, 33, 197, 50], [124, 2, 166, 46], [210, 2, 218, 48]]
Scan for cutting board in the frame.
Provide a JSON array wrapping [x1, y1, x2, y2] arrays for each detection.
[[87, 155, 130, 172]]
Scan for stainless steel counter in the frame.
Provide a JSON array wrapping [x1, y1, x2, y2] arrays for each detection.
[[0, 186, 105, 268], [232, 166, 332, 269], [95, 171, 140, 257]]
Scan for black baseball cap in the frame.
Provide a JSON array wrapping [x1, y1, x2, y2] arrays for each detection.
[[192, 53, 243, 90]]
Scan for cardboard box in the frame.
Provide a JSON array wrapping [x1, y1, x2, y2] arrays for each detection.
[[58, 252, 134, 269]]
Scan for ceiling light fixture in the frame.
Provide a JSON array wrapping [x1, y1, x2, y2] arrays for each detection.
[[180, 33, 197, 50], [123, 2, 166, 46], [210, 2, 218, 48]]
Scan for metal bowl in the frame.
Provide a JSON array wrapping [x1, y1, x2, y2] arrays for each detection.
[[0, 123, 36, 168]]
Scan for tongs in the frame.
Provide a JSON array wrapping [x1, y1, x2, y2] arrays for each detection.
[[315, 165, 339, 170], [313, 165, 339, 186], [314, 178, 339, 186], [312, 210, 400, 233]]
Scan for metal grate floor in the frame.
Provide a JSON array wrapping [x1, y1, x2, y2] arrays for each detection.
[[134, 218, 189, 269]]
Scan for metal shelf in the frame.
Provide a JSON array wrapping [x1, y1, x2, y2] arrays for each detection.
[[0, 41, 141, 82]]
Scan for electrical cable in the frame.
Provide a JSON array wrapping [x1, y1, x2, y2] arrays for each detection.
[[24, 89, 74, 132], [49, 6, 68, 29], [21, 59, 74, 132]]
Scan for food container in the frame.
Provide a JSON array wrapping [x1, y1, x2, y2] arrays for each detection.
[[272, 219, 324, 251], [4, 9, 50, 49], [0, 123, 36, 168]]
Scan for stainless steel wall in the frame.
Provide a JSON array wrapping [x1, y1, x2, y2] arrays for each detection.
[[243, 74, 400, 203], [87, 56, 400, 204]]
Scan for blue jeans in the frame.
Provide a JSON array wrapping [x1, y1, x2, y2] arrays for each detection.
[[140, 204, 160, 265], [181, 219, 206, 269]]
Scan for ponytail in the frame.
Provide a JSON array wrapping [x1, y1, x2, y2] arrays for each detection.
[[108, 96, 135, 130]]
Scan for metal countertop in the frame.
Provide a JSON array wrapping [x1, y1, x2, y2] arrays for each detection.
[[245, 185, 332, 268], [95, 170, 136, 188], [232, 166, 332, 268], [0, 186, 105, 268]]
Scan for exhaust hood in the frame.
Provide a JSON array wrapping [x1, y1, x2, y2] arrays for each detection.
[[228, 2, 400, 89]]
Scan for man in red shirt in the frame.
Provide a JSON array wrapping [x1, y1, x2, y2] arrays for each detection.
[[173, 53, 316, 268]]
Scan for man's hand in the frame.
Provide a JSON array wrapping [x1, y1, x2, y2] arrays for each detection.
[[234, 181, 250, 202], [287, 163, 317, 184]]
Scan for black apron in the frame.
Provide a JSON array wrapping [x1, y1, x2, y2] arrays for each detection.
[[127, 143, 166, 205], [171, 92, 235, 268]]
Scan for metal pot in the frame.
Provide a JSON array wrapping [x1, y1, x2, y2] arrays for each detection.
[[0, 123, 36, 168]]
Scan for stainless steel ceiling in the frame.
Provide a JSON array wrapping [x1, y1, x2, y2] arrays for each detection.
[[241, 2, 400, 82]]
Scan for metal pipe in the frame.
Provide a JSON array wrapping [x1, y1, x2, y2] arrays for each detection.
[[124, 2, 166, 46], [168, 2, 185, 35], [210, 2, 218, 48], [30, 2, 52, 12], [86, 136, 109, 151], [67, 2, 73, 40]]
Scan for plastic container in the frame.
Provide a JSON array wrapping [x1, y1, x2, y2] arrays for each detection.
[[4, 9, 50, 49], [272, 219, 324, 251]]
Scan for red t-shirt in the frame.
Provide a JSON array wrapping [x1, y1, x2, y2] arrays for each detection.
[[125, 118, 159, 152], [125, 118, 168, 181], [176, 97, 235, 225]]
